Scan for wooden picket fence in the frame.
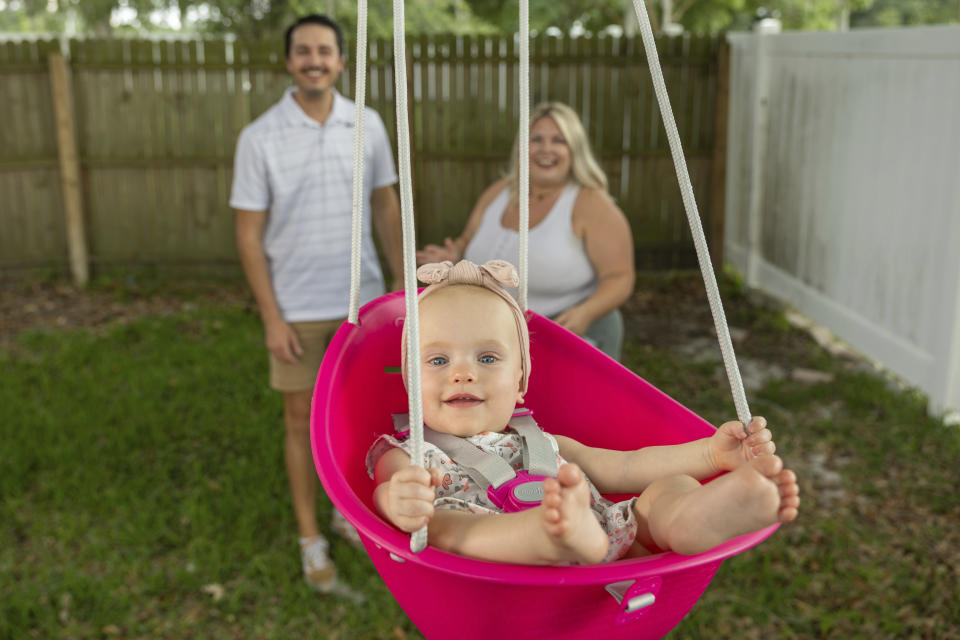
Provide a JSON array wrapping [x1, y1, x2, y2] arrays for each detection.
[[0, 34, 727, 279]]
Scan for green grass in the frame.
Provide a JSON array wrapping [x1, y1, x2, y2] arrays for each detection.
[[2, 275, 958, 639], [1, 303, 416, 639]]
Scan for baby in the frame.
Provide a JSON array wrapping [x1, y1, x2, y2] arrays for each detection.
[[367, 260, 799, 565]]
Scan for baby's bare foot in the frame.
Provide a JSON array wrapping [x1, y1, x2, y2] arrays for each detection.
[[538, 463, 608, 564], [667, 455, 800, 555]]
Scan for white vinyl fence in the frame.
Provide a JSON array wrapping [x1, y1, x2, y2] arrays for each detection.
[[724, 25, 960, 416]]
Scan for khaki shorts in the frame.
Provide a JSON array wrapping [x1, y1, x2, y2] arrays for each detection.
[[269, 319, 345, 392]]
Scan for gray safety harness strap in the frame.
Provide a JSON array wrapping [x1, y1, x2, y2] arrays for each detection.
[[510, 414, 557, 477], [423, 428, 515, 490], [392, 413, 558, 489]]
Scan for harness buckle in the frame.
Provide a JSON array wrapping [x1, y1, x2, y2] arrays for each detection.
[[487, 470, 548, 512]]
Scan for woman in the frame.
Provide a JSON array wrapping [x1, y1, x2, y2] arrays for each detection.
[[416, 102, 635, 360]]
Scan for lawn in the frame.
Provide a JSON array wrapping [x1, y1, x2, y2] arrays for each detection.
[[2, 272, 958, 639]]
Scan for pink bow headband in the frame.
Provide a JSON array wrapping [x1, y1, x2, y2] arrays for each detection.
[[400, 259, 531, 395]]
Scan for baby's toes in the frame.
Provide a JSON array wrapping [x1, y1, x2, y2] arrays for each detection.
[[542, 490, 562, 514], [778, 499, 800, 522], [556, 463, 584, 488], [776, 470, 798, 492], [777, 471, 800, 522], [542, 478, 561, 502], [543, 505, 562, 528]]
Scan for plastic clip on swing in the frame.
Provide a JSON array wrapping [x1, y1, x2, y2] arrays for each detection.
[[485, 410, 557, 511], [486, 471, 548, 512]]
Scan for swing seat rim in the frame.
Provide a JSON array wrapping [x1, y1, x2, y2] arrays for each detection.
[[312, 291, 779, 588]]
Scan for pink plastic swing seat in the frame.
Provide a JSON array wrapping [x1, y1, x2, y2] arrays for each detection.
[[311, 291, 777, 639]]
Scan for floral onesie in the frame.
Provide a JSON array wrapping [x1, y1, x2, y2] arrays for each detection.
[[366, 427, 638, 562]]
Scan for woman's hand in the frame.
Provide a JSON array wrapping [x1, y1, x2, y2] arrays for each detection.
[[553, 304, 594, 336], [386, 466, 441, 532], [709, 416, 776, 471], [416, 238, 460, 265], [264, 317, 303, 364]]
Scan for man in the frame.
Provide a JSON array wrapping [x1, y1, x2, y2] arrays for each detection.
[[230, 14, 402, 592]]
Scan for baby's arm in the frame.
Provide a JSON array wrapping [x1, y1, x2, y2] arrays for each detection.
[[556, 416, 775, 494], [373, 448, 441, 532]]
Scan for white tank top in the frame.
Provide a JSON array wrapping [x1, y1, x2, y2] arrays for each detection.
[[464, 184, 597, 316]]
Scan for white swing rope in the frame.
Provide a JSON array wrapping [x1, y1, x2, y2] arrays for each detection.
[[517, 0, 530, 311], [630, 0, 752, 427], [346, 0, 426, 551], [392, 0, 429, 553], [347, 0, 368, 325]]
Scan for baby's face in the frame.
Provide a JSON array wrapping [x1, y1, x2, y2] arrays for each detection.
[[418, 286, 524, 437]]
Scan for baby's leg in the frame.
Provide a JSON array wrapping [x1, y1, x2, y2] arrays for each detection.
[[633, 455, 799, 556], [426, 463, 608, 565]]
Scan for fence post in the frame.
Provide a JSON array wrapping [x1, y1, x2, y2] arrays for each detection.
[[708, 40, 729, 272], [743, 19, 780, 288], [937, 242, 960, 418], [48, 51, 89, 287]]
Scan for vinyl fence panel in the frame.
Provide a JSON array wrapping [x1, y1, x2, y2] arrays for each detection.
[[725, 25, 960, 415]]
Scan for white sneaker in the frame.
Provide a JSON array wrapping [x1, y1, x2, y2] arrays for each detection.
[[330, 509, 364, 549], [300, 535, 337, 593]]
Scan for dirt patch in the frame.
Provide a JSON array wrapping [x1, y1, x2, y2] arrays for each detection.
[[622, 274, 717, 346], [1, 272, 804, 372], [0, 272, 849, 395], [0, 278, 253, 341], [3, 275, 722, 340]]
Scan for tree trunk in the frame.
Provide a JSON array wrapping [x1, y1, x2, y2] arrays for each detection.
[[838, 3, 851, 30]]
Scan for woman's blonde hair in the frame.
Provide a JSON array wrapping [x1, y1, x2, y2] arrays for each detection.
[[506, 102, 608, 195]]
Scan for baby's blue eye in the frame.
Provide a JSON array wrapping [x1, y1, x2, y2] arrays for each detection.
[[479, 355, 497, 364], [428, 356, 447, 366]]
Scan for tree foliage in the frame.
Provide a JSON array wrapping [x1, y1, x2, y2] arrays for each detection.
[[851, 0, 960, 27], [466, 0, 956, 33], [1, 0, 495, 38], [1, 0, 956, 36], [467, 0, 626, 33]]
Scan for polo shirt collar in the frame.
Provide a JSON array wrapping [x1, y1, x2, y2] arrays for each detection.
[[281, 87, 354, 128]]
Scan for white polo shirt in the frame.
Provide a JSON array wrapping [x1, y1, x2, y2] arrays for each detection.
[[230, 88, 398, 322]]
